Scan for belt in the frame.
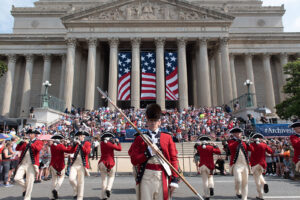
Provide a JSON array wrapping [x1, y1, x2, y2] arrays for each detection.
[[145, 163, 168, 200], [146, 163, 164, 171]]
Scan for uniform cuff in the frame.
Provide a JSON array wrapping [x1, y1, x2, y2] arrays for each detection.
[[170, 182, 179, 188]]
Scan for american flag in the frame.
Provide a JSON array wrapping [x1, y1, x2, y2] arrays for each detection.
[[118, 52, 131, 100], [141, 52, 156, 100], [165, 52, 178, 100]]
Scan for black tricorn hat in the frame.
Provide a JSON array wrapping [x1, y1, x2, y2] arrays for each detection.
[[251, 133, 264, 139], [100, 132, 115, 140], [75, 131, 89, 137], [146, 103, 161, 120], [198, 135, 211, 141], [34, 130, 41, 135], [289, 121, 300, 128], [229, 127, 244, 134], [51, 134, 65, 140], [26, 129, 40, 134]]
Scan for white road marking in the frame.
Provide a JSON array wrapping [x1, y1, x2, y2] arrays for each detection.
[[265, 197, 300, 199]]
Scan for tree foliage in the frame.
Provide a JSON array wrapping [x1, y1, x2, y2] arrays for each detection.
[[275, 59, 300, 120], [0, 60, 8, 78]]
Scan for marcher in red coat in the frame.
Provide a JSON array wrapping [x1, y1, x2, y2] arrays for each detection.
[[250, 133, 273, 200], [227, 127, 253, 200], [69, 131, 91, 200], [128, 104, 179, 200], [289, 121, 300, 172], [49, 134, 73, 199], [98, 132, 122, 200], [196, 136, 221, 200], [15, 130, 43, 200]]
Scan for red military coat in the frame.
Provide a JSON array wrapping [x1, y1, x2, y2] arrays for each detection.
[[50, 143, 73, 172], [197, 144, 221, 170], [16, 139, 44, 166], [228, 139, 253, 166], [250, 142, 273, 169], [99, 141, 122, 170], [290, 134, 300, 164], [128, 132, 179, 179], [70, 141, 91, 169]]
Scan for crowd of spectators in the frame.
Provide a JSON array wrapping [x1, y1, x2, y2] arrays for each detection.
[[0, 105, 298, 188]]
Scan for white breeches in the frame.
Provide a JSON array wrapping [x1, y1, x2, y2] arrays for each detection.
[[14, 163, 36, 200], [233, 164, 249, 200], [98, 162, 116, 199], [50, 166, 66, 193], [199, 165, 214, 198], [69, 163, 85, 200], [252, 164, 266, 198]]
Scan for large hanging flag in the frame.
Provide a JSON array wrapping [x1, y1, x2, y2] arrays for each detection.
[[165, 52, 178, 100], [118, 52, 131, 100], [141, 52, 156, 100]]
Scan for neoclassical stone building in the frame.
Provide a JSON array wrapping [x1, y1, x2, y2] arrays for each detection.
[[0, 0, 299, 118]]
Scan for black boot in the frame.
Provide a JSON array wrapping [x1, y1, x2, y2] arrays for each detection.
[[236, 194, 242, 199], [264, 184, 269, 193], [106, 190, 111, 198], [209, 188, 214, 196], [22, 191, 26, 197], [256, 197, 264, 200], [73, 195, 77, 199], [52, 189, 58, 199], [205, 197, 210, 200]]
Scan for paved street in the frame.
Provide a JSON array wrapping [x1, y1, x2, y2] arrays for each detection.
[[0, 175, 299, 200]]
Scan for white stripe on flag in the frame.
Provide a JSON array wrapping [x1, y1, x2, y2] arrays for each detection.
[[142, 81, 156, 85], [166, 74, 178, 85]]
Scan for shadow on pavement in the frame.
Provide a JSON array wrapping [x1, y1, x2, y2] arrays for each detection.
[[111, 188, 136, 194]]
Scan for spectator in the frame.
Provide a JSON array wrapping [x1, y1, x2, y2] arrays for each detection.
[[215, 155, 225, 175], [92, 137, 100, 160], [2, 142, 14, 187]]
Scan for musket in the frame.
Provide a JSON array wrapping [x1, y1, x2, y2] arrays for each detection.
[[97, 87, 204, 200]]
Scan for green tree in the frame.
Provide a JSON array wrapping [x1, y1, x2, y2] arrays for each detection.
[[0, 60, 8, 78], [275, 59, 300, 120]]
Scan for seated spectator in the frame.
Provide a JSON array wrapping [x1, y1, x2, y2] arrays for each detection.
[[215, 155, 226, 175]]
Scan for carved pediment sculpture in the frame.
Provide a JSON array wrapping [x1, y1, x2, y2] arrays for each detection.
[[76, 0, 223, 22]]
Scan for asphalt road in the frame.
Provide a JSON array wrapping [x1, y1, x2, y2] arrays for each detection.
[[0, 175, 299, 200]]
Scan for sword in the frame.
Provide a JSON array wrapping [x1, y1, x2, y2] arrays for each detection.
[[97, 86, 204, 200]]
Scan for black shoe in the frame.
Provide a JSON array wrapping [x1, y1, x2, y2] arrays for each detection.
[[73, 195, 77, 199], [106, 190, 111, 198], [205, 198, 210, 200], [264, 184, 269, 193], [256, 197, 264, 200], [52, 189, 58, 199], [209, 188, 214, 196], [236, 194, 242, 198], [22, 191, 26, 197]]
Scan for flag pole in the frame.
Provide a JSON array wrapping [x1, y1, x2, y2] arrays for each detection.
[[97, 86, 204, 200]]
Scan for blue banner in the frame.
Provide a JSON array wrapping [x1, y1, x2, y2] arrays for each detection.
[[256, 124, 295, 137], [125, 128, 169, 140]]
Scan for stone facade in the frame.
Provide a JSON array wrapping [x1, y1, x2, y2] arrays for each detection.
[[0, 0, 299, 117]]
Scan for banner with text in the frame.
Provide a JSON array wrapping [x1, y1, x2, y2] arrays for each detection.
[[255, 124, 295, 137]]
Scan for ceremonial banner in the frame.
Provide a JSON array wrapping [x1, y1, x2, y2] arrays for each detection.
[[255, 124, 295, 137], [141, 52, 156, 100], [118, 52, 131, 100], [165, 52, 178, 100]]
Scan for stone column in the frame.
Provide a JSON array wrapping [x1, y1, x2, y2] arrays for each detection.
[[279, 52, 288, 101], [191, 49, 198, 107], [197, 38, 211, 107], [59, 54, 66, 100], [229, 54, 238, 99], [64, 38, 76, 112], [262, 53, 276, 112], [177, 38, 189, 110], [131, 38, 141, 110], [108, 38, 119, 110], [155, 38, 166, 110], [220, 38, 233, 104], [20, 54, 34, 117], [244, 53, 257, 107], [85, 38, 97, 110], [214, 48, 223, 105], [41, 54, 51, 94], [1, 54, 17, 116], [209, 53, 217, 106]]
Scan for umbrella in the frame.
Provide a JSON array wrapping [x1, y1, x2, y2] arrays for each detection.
[[0, 133, 9, 140], [38, 134, 52, 140]]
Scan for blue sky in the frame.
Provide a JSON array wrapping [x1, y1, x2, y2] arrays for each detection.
[[0, 0, 299, 33]]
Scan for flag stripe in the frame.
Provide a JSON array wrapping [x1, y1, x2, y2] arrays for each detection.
[[141, 52, 156, 100], [165, 52, 178, 101], [118, 52, 131, 100]]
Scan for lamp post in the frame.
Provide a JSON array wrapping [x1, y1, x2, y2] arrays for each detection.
[[42, 80, 52, 108], [244, 79, 253, 107]]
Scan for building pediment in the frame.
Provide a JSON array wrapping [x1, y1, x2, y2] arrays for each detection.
[[61, 0, 234, 24]]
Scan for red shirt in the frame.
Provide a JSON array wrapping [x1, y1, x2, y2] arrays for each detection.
[[290, 134, 300, 164], [69, 141, 91, 169], [50, 143, 73, 172], [228, 139, 253, 166], [250, 142, 273, 169], [99, 141, 122, 169], [197, 144, 221, 170]]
